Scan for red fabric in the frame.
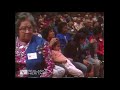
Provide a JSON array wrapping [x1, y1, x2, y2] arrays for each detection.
[[97, 38, 104, 56], [89, 36, 104, 56]]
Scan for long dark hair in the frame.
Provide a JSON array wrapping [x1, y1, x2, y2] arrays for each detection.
[[41, 26, 53, 40]]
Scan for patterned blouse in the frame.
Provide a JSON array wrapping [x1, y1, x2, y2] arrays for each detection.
[[15, 37, 55, 78]]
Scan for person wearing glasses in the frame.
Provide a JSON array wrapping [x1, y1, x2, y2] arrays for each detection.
[[15, 12, 65, 78]]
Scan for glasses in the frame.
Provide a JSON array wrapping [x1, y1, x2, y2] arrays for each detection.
[[19, 26, 33, 32]]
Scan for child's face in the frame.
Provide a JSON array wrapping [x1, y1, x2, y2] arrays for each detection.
[[54, 44, 61, 51]]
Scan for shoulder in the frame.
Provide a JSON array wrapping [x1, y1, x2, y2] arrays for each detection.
[[56, 34, 65, 40], [66, 33, 71, 37], [51, 50, 58, 55], [56, 34, 63, 37], [32, 35, 47, 45]]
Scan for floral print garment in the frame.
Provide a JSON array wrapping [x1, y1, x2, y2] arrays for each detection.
[[40, 41, 55, 77], [15, 38, 28, 77], [15, 37, 55, 78]]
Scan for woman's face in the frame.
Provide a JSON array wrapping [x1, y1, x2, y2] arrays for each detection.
[[48, 29, 55, 39], [18, 19, 33, 43]]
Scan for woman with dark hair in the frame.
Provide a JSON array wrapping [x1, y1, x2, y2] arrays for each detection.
[[42, 26, 87, 77], [41, 26, 66, 78]]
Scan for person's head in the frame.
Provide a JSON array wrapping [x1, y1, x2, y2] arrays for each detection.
[[68, 21, 74, 28], [84, 19, 93, 28], [42, 26, 55, 41], [58, 22, 68, 34], [15, 12, 36, 43], [74, 32, 86, 44], [79, 28, 89, 38], [93, 21, 100, 27], [51, 39, 61, 51]]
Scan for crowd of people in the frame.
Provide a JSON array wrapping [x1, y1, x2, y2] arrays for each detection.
[[15, 12, 104, 78]]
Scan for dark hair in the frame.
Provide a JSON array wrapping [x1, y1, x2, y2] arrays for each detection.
[[58, 22, 67, 33], [79, 28, 89, 37], [73, 32, 86, 43], [41, 26, 53, 40]]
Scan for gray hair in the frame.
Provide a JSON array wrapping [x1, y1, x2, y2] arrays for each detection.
[[15, 12, 36, 35]]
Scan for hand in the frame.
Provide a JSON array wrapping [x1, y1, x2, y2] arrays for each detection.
[[49, 38, 58, 47], [68, 58, 73, 61], [83, 59, 89, 66], [90, 39, 97, 44], [62, 60, 67, 64]]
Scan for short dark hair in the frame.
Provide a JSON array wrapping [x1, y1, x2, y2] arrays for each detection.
[[79, 28, 89, 36], [58, 22, 67, 33], [73, 32, 86, 42]]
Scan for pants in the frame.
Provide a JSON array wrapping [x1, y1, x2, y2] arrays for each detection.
[[87, 58, 101, 77], [55, 63, 69, 75], [71, 61, 87, 74], [62, 59, 84, 77], [52, 65, 65, 78]]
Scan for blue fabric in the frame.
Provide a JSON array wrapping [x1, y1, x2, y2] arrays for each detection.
[[26, 35, 46, 71], [56, 33, 71, 52]]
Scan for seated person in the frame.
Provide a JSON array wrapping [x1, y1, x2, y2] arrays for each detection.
[[51, 39, 84, 77]]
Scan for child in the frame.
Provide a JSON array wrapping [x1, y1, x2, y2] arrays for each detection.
[[51, 39, 84, 77]]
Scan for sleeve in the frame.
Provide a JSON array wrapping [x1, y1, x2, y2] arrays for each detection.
[[97, 50, 104, 55], [40, 41, 55, 77], [51, 50, 67, 63], [97, 41, 104, 56]]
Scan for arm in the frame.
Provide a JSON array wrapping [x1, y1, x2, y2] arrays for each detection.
[[51, 50, 67, 63]]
